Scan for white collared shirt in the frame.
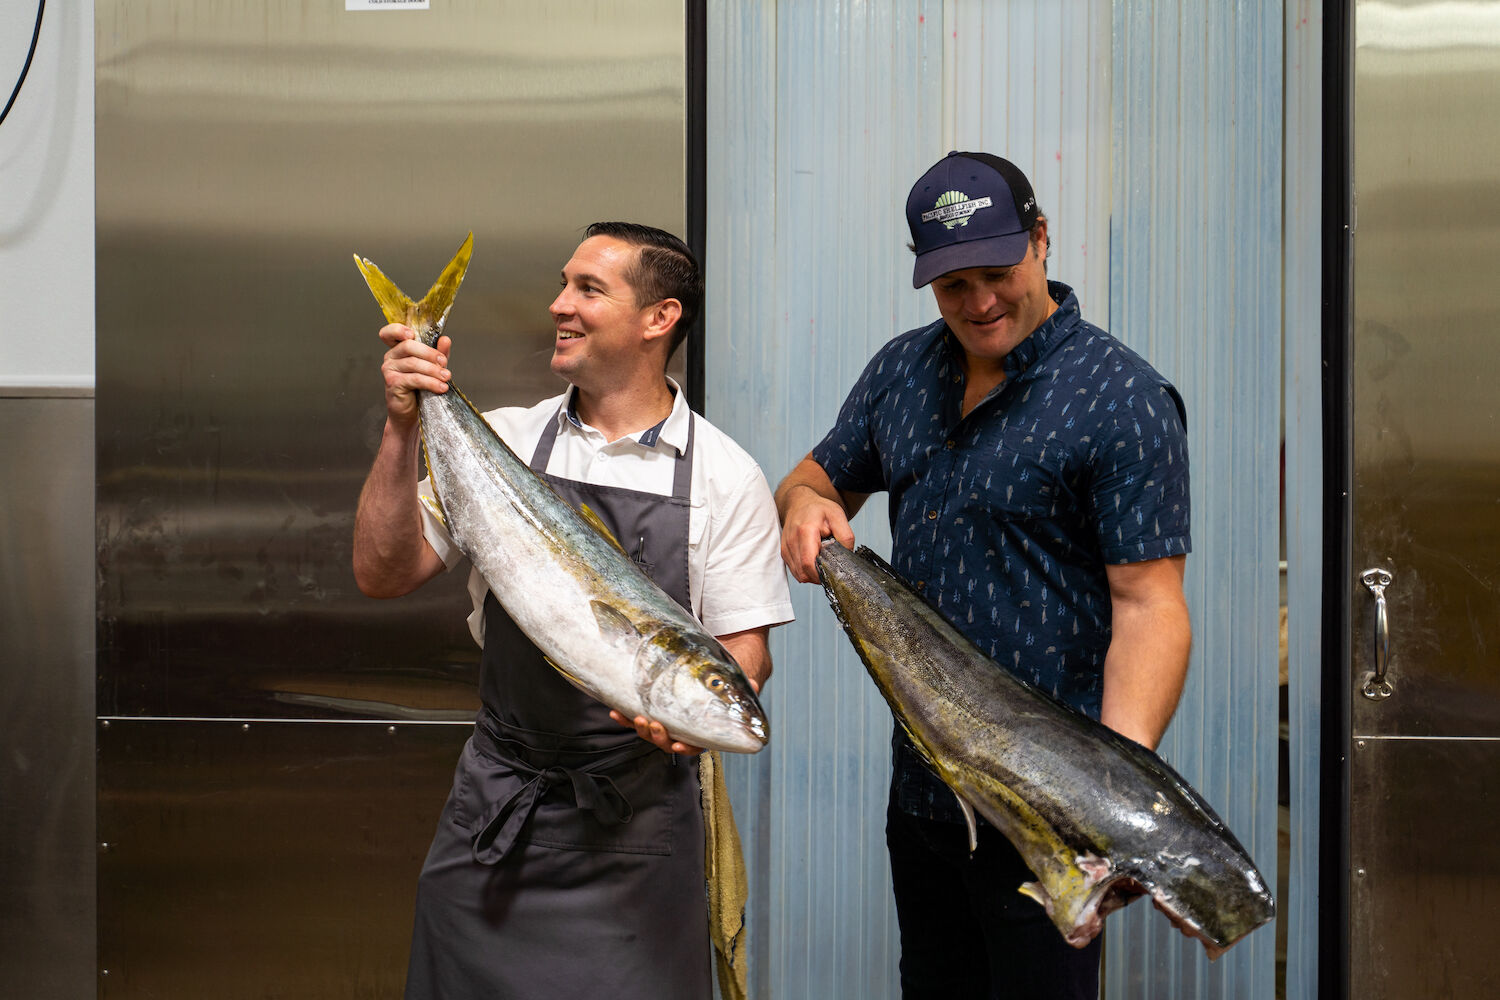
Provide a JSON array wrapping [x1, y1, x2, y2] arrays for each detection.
[[419, 378, 795, 647]]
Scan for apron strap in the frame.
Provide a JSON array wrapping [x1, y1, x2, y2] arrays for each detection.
[[531, 394, 695, 500]]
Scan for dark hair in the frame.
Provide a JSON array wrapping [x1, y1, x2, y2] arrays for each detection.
[[584, 221, 703, 358]]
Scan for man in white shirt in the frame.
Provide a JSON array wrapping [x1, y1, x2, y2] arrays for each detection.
[[353, 222, 792, 1000]]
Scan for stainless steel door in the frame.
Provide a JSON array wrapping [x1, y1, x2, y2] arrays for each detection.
[[1349, 3, 1500, 995], [95, 1, 688, 994]]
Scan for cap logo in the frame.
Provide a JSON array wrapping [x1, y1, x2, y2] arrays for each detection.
[[921, 191, 993, 230]]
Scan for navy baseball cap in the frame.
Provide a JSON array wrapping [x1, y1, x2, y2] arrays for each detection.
[[906, 151, 1039, 288]]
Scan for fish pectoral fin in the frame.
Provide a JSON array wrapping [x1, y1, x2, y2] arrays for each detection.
[[591, 600, 643, 645], [1018, 881, 1051, 911], [543, 655, 589, 692], [419, 493, 448, 531], [955, 794, 979, 853], [579, 504, 628, 555]]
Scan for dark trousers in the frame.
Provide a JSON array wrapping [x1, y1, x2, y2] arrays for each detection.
[[886, 796, 1103, 1000]]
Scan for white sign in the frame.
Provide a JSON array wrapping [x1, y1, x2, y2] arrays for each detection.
[[346, 0, 430, 10]]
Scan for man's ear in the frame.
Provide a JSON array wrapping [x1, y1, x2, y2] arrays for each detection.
[[641, 297, 684, 345]]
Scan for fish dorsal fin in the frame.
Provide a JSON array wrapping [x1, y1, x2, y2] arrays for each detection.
[[579, 504, 628, 555], [955, 794, 979, 853], [591, 599, 641, 645], [353, 232, 473, 344], [419, 493, 448, 531]]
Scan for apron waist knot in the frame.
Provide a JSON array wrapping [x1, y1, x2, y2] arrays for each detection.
[[469, 716, 657, 866]]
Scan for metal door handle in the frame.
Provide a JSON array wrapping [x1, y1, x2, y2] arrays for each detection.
[[1360, 568, 1394, 701]]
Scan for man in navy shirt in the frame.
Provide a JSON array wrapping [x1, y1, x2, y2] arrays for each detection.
[[776, 152, 1192, 998]]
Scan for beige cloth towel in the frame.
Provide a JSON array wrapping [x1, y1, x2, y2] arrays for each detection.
[[701, 750, 749, 1000]]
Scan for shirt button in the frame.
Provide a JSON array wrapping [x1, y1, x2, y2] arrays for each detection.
[[915, 580, 926, 590], [945, 440, 955, 450], [597, 453, 610, 462], [927, 510, 938, 520], [951, 374, 961, 384]]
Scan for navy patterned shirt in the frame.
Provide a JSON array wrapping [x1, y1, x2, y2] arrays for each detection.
[[811, 282, 1190, 821]]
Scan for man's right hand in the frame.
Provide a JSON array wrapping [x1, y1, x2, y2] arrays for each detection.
[[775, 457, 862, 585], [379, 324, 452, 428]]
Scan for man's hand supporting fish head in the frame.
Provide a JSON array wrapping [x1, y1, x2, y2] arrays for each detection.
[[610, 625, 771, 755]]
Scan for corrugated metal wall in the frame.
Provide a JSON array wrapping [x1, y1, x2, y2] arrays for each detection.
[[1106, 1, 1284, 998], [1282, 3, 1323, 999], [706, 5, 939, 994], [708, 1, 1293, 997]]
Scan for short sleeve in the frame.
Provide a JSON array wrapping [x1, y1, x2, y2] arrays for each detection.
[[1089, 382, 1192, 564], [809, 351, 890, 495], [696, 463, 794, 637]]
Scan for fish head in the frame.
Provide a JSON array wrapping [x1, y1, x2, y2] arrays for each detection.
[[634, 626, 769, 754]]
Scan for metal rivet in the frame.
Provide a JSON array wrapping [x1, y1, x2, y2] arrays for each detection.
[[241, 723, 251, 732], [1357, 868, 1367, 878], [100, 843, 110, 852], [100, 720, 111, 730], [1356, 740, 1366, 749], [387, 726, 397, 736]]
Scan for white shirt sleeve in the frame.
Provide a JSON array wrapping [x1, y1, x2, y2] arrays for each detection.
[[695, 461, 795, 638]]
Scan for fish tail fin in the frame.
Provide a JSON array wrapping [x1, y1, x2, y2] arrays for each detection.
[[414, 231, 474, 335], [352, 254, 417, 328], [353, 232, 474, 343]]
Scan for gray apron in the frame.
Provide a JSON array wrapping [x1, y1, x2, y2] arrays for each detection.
[[404, 408, 710, 1000]]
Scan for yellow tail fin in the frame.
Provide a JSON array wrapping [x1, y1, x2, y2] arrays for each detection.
[[353, 232, 474, 343]]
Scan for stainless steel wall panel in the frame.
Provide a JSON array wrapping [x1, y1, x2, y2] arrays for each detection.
[[94, 1, 691, 993], [1107, 2, 1285, 997], [1348, 2, 1500, 995], [95, 0, 687, 720], [0, 393, 97, 1000], [1348, 737, 1500, 997], [96, 719, 468, 998], [1350, 1, 1500, 740]]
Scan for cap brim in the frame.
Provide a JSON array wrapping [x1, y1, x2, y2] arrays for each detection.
[[911, 230, 1033, 288]]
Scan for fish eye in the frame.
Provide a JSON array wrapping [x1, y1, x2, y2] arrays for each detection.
[[706, 673, 725, 690]]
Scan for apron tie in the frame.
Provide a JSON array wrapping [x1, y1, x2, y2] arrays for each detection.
[[469, 728, 657, 866]]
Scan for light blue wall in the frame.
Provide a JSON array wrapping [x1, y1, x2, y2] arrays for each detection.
[[1105, 1, 1284, 997], [706, 1, 1300, 996], [1282, 2, 1323, 998]]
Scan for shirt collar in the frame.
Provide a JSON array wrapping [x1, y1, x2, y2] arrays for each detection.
[[999, 281, 1080, 378], [559, 377, 689, 455]]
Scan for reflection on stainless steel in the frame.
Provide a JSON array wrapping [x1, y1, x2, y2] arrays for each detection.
[[1349, 737, 1500, 997], [1351, 0, 1500, 737], [95, 1, 689, 994], [0, 396, 97, 1000], [97, 720, 469, 998], [1351, 0, 1500, 995], [96, 0, 686, 720]]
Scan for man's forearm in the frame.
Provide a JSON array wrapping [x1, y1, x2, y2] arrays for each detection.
[[1099, 598, 1191, 750], [352, 418, 440, 597], [774, 455, 846, 521]]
